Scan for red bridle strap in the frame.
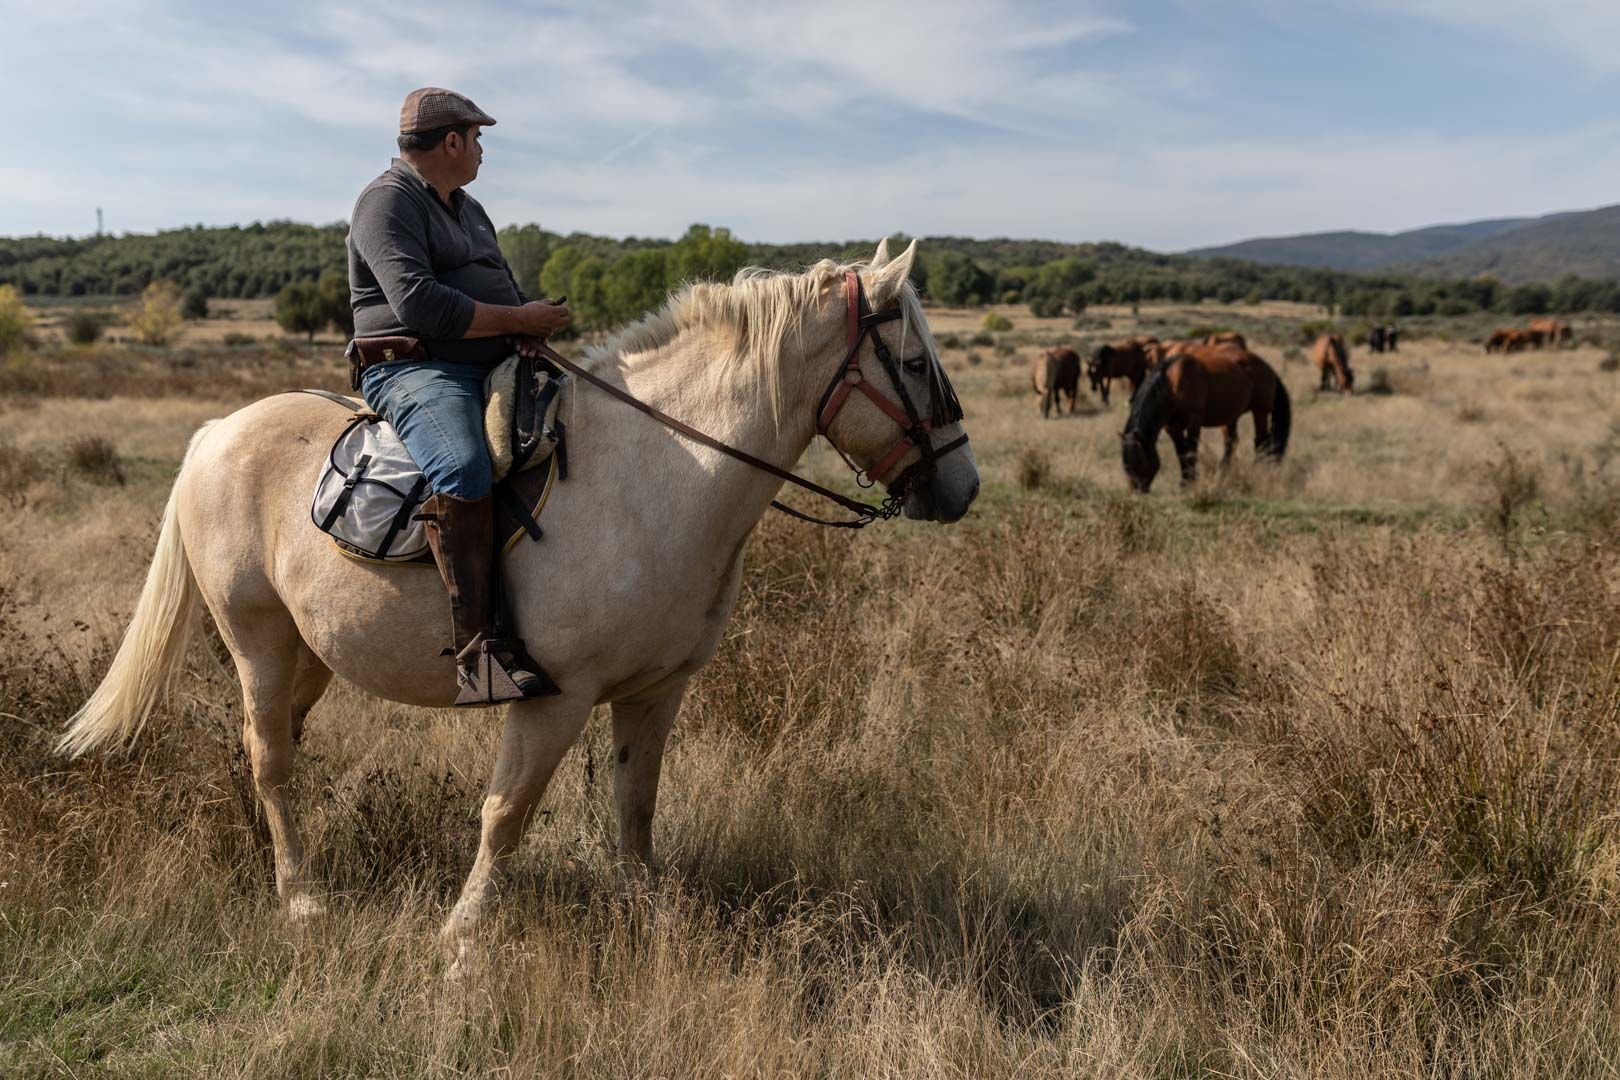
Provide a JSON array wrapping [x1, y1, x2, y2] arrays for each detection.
[[816, 270, 942, 484]]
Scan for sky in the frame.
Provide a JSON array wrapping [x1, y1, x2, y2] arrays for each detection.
[[5, 0, 1619, 251]]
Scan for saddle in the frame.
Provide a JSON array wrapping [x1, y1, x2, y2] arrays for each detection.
[[307, 353, 568, 564]]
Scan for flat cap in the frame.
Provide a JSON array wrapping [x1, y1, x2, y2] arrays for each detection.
[[399, 87, 496, 134]]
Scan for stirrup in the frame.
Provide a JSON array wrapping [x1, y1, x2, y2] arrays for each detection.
[[453, 636, 560, 706]]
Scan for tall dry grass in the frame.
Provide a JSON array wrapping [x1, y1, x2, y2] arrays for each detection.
[[3, 324, 1620, 1075]]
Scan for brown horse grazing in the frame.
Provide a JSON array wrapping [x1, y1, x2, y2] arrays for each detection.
[[1529, 317, 1572, 346], [1485, 328, 1514, 353], [1504, 327, 1545, 353], [1033, 347, 1081, 417], [1087, 338, 1155, 405], [1311, 333, 1353, 393], [1205, 331, 1247, 348], [1120, 344, 1291, 492]]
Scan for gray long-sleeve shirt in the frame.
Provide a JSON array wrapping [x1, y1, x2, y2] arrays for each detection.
[[346, 158, 528, 368]]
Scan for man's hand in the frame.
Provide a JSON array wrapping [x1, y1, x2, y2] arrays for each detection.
[[518, 299, 571, 338], [513, 335, 548, 359]]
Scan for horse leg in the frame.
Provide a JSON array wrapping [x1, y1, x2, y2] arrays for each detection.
[[442, 693, 591, 971], [288, 642, 332, 746], [1254, 408, 1275, 457], [1169, 426, 1198, 485], [227, 614, 322, 918], [1221, 424, 1238, 468], [611, 677, 689, 867], [1100, 379, 1111, 407]]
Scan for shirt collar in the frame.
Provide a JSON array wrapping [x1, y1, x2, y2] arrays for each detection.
[[390, 157, 464, 212]]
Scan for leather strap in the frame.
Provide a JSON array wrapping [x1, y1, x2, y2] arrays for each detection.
[[534, 343, 902, 527], [376, 475, 428, 557], [320, 453, 371, 530]]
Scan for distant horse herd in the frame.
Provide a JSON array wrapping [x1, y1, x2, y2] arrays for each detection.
[[1032, 330, 1303, 492], [1485, 318, 1572, 353], [1032, 313, 1576, 491]]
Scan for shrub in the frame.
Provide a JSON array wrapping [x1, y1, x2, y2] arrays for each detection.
[[223, 332, 257, 347], [969, 331, 994, 348], [65, 310, 105, 346], [937, 332, 961, 350], [318, 272, 354, 338], [981, 312, 1013, 333], [275, 280, 325, 341], [0, 438, 43, 506], [1600, 352, 1619, 373], [65, 435, 125, 485], [130, 281, 184, 346], [1281, 346, 1304, 366], [1366, 367, 1394, 395], [964, 351, 983, 366], [182, 287, 210, 320], [1481, 443, 1540, 540], [0, 284, 33, 355], [1017, 447, 1050, 490]]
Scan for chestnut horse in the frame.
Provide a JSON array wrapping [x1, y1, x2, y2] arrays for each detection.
[[1087, 337, 1156, 405], [1033, 346, 1081, 417], [1311, 333, 1353, 393], [1121, 344, 1291, 492], [1529, 317, 1571, 346]]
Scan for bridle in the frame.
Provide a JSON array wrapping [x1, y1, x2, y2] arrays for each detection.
[[814, 270, 968, 500], [536, 269, 968, 529]]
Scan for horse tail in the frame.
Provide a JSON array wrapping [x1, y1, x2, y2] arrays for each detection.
[[1269, 377, 1292, 459], [58, 420, 217, 758]]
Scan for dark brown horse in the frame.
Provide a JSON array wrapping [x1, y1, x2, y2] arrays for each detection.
[[1121, 344, 1291, 492], [1087, 337, 1155, 405], [1311, 333, 1353, 393], [1033, 347, 1081, 418]]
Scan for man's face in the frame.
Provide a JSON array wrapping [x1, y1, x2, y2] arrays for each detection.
[[445, 125, 483, 185]]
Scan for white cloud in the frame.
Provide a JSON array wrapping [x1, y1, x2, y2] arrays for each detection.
[[2, 0, 1616, 246]]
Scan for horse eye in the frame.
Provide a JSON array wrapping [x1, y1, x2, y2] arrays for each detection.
[[903, 356, 927, 375]]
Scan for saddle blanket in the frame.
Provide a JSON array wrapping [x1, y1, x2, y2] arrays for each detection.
[[308, 356, 565, 564]]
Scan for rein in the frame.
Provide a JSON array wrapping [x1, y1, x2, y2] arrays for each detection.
[[532, 271, 967, 530]]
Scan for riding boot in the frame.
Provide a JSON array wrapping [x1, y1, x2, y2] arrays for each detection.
[[419, 492, 548, 705]]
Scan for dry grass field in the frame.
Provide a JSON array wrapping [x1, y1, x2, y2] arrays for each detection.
[[3, 305, 1620, 1077]]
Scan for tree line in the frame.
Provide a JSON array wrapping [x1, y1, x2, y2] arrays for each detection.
[[4, 221, 1619, 331]]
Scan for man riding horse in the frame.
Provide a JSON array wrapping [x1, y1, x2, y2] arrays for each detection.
[[347, 88, 572, 704]]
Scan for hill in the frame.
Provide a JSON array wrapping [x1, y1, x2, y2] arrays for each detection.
[[1188, 204, 1620, 284], [1398, 204, 1620, 283], [1187, 217, 1532, 272], [4, 221, 1619, 326]]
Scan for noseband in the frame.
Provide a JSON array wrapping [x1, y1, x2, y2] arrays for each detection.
[[815, 271, 969, 494], [532, 270, 968, 530]]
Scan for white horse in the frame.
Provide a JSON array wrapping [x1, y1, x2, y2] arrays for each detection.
[[59, 239, 978, 967]]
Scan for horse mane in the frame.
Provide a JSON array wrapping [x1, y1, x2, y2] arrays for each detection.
[[1124, 356, 1172, 441], [586, 258, 935, 430]]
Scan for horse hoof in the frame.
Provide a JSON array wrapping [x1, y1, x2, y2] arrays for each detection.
[[287, 894, 328, 923]]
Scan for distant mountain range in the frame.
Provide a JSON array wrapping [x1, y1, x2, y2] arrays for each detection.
[[1186, 204, 1620, 283]]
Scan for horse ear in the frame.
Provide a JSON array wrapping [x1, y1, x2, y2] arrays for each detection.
[[866, 238, 917, 307], [872, 237, 892, 269]]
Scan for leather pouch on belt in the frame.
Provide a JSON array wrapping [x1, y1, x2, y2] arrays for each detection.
[[346, 336, 428, 390]]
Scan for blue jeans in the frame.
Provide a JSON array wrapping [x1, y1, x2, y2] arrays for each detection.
[[360, 360, 492, 500]]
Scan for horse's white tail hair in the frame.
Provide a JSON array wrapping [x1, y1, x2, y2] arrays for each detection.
[[58, 420, 219, 758]]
